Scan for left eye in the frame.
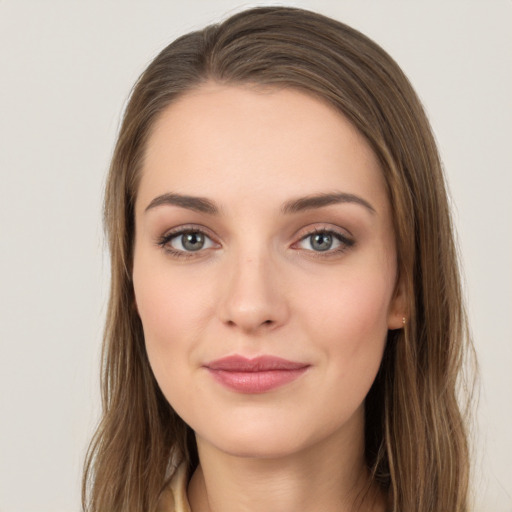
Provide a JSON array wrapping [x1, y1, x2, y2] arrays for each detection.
[[297, 231, 350, 252], [168, 231, 216, 252]]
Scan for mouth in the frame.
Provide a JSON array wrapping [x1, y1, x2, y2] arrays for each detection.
[[203, 355, 310, 393]]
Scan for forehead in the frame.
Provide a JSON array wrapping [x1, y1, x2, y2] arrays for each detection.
[[137, 83, 389, 215]]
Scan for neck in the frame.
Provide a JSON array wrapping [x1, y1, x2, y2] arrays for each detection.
[[187, 411, 386, 512]]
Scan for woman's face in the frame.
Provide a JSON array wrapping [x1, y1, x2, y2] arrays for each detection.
[[133, 83, 404, 458]]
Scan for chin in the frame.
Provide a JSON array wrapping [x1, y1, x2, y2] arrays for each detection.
[[193, 413, 347, 461], [206, 432, 307, 460]]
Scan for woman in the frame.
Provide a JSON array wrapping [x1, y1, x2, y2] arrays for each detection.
[[83, 6, 474, 512]]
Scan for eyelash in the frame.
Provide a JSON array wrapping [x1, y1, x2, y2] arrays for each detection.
[[156, 226, 216, 259], [294, 227, 355, 258], [156, 226, 355, 259]]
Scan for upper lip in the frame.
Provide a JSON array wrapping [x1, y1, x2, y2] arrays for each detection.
[[204, 355, 309, 372]]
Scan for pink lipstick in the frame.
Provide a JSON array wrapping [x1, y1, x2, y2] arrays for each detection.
[[204, 355, 309, 393]]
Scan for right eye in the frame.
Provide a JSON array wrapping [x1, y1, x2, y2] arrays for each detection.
[[158, 228, 217, 256]]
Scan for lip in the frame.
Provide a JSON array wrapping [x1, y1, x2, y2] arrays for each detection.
[[204, 355, 310, 393]]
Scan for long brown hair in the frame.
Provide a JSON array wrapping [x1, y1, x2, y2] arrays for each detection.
[[83, 6, 474, 511]]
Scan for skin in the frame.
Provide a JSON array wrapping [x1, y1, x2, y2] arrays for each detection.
[[133, 83, 405, 512]]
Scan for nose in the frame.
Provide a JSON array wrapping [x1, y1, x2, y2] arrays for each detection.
[[218, 251, 289, 334]]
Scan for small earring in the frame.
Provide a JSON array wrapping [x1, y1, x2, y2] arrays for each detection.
[[402, 316, 406, 326]]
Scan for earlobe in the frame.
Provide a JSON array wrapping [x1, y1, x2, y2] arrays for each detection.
[[387, 312, 406, 330], [387, 277, 407, 330]]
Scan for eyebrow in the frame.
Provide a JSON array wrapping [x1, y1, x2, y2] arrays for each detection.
[[281, 192, 376, 215], [145, 193, 218, 214], [144, 191, 375, 216]]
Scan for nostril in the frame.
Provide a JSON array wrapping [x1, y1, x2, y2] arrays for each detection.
[[223, 318, 275, 330]]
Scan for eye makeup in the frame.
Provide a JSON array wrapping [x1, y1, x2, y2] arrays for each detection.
[[156, 225, 220, 259], [155, 222, 356, 261], [294, 227, 355, 257]]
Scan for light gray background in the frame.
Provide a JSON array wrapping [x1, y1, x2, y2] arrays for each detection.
[[0, 1, 510, 511]]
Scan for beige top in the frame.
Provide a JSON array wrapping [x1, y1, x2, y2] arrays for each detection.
[[156, 463, 191, 512]]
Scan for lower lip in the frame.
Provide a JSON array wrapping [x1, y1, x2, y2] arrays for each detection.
[[207, 368, 308, 393]]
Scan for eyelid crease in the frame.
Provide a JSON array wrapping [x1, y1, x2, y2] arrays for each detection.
[[155, 224, 355, 260], [156, 225, 216, 245], [292, 221, 355, 241], [156, 226, 220, 259], [295, 227, 355, 248]]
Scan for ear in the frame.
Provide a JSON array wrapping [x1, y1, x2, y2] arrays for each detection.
[[387, 275, 407, 330]]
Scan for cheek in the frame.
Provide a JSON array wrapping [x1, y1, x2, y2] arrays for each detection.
[[302, 268, 393, 341], [133, 250, 214, 339], [297, 264, 393, 387], [133, 268, 208, 422], [132, 253, 214, 394]]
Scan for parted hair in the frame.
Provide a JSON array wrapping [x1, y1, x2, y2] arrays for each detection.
[[83, 6, 474, 512]]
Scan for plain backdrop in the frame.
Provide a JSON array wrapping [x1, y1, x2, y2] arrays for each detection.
[[0, 1, 511, 511]]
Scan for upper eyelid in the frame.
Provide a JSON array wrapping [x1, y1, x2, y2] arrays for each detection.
[[159, 224, 216, 240], [156, 223, 353, 246], [155, 226, 218, 253], [295, 228, 354, 245], [293, 223, 354, 240]]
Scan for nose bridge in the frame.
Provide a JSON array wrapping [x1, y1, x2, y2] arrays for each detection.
[[219, 242, 288, 332]]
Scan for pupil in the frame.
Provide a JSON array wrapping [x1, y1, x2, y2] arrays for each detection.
[[312, 233, 332, 251], [182, 232, 204, 251]]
